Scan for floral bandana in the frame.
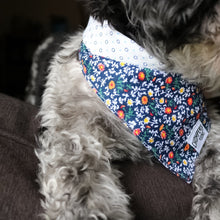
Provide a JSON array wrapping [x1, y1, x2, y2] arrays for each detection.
[[79, 17, 211, 183]]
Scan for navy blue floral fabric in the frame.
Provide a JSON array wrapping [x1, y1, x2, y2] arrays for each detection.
[[79, 42, 210, 183]]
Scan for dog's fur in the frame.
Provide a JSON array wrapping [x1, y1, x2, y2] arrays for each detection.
[[27, 0, 220, 219]]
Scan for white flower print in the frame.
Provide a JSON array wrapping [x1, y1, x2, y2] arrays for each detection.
[[79, 42, 210, 183]]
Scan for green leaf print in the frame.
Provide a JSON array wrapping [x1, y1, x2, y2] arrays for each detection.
[[173, 77, 181, 90], [116, 77, 125, 93], [144, 68, 153, 81], [148, 102, 158, 116], [124, 107, 135, 121]]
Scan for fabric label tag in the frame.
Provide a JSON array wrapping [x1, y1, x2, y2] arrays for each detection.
[[187, 120, 208, 153]]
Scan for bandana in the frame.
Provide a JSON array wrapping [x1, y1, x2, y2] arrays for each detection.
[[79, 17, 211, 183]]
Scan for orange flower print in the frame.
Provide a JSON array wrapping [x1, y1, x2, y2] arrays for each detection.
[[165, 76, 173, 84], [165, 107, 172, 114], [187, 97, 193, 106], [98, 63, 105, 71], [138, 71, 145, 81], [159, 124, 164, 131], [179, 128, 184, 136], [109, 80, 116, 89], [196, 113, 201, 120], [141, 96, 148, 105], [133, 128, 141, 136], [168, 151, 174, 159], [161, 130, 167, 139], [117, 109, 125, 119], [83, 65, 87, 74], [184, 144, 190, 151]]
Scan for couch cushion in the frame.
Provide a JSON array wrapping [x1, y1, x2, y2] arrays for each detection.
[[0, 93, 194, 220], [0, 93, 42, 220]]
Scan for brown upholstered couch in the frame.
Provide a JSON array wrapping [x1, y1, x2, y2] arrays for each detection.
[[0, 93, 194, 220]]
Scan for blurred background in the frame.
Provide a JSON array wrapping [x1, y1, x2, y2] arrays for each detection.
[[0, 0, 88, 100]]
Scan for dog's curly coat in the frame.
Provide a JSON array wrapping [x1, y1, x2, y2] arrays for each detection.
[[27, 0, 220, 219]]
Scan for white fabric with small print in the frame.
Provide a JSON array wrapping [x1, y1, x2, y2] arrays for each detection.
[[83, 16, 164, 69]]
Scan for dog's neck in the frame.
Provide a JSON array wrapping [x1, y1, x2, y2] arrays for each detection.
[[80, 17, 211, 183], [83, 16, 165, 70]]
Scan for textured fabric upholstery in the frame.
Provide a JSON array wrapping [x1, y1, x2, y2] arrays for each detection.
[[0, 93, 194, 220]]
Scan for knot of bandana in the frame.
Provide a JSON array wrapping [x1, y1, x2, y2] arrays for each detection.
[[79, 41, 210, 183]]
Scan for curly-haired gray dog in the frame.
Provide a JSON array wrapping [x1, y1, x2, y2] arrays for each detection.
[[26, 0, 220, 219]]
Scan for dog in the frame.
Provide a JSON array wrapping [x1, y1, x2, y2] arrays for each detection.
[[26, 0, 220, 219]]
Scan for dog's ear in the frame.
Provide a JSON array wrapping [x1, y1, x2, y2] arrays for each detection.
[[124, 0, 218, 53]]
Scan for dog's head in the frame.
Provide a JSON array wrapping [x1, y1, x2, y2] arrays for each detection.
[[85, 0, 220, 96]]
